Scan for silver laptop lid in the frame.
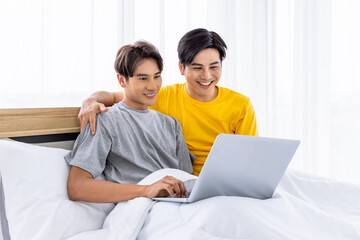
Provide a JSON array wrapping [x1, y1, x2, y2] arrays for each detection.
[[189, 134, 300, 201]]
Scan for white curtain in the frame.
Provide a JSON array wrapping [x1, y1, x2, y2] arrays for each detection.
[[273, 0, 360, 184], [0, 0, 359, 183]]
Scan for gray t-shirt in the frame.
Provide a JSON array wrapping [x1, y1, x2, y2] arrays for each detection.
[[65, 102, 193, 184]]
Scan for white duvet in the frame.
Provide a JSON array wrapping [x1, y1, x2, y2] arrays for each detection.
[[68, 169, 360, 240]]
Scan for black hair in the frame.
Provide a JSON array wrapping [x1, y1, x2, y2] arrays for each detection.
[[177, 28, 227, 67]]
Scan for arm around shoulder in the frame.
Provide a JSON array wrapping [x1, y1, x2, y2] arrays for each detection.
[[87, 90, 123, 107], [78, 90, 124, 133]]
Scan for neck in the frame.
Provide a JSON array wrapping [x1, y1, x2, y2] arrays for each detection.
[[122, 98, 148, 110], [185, 84, 218, 102]]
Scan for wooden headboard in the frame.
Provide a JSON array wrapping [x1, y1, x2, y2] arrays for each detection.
[[0, 108, 81, 138]]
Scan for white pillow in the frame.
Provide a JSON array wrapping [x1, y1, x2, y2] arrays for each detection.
[[0, 140, 114, 240]]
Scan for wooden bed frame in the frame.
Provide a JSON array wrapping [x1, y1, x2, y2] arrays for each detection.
[[0, 108, 80, 138]]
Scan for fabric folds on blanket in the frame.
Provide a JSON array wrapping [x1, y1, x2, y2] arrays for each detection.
[[137, 170, 360, 240], [69, 169, 360, 240], [68, 169, 184, 240]]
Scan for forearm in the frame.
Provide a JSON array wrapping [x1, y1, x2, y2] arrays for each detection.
[[86, 91, 123, 107], [67, 167, 186, 202], [85, 91, 117, 107], [68, 177, 146, 203]]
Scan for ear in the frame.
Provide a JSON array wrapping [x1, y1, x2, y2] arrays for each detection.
[[178, 62, 185, 75], [117, 74, 127, 88]]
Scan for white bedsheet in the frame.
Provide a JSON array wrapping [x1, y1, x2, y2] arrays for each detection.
[[68, 169, 360, 240]]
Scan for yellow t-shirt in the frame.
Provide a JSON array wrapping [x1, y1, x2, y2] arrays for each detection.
[[150, 83, 258, 176]]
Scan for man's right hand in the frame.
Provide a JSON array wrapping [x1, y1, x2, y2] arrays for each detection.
[[78, 98, 109, 135], [143, 176, 188, 199]]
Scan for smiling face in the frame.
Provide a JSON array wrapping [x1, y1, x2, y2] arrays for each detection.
[[179, 48, 222, 102], [118, 58, 162, 110]]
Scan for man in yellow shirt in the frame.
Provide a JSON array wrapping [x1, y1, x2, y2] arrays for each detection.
[[79, 28, 258, 176]]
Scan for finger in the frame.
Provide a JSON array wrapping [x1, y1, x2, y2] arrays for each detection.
[[79, 116, 87, 132], [90, 116, 96, 135], [161, 177, 183, 197], [166, 177, 187, 197], [100, 105, 109, 112], [159, 176, 184, 197], [164, 184, 175, 197], [80, 121, 87, 132], [171, 181, 182, 197], [178, 181, 187, 197]]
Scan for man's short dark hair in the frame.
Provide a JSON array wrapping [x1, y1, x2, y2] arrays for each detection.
[[114, 41, 163, 80], [177, 28, 227, 67]]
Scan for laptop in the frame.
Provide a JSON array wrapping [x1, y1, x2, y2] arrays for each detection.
[[153, 134, 300, 203]]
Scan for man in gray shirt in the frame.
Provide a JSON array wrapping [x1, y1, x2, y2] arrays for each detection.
[[65, 41, 193, 203]]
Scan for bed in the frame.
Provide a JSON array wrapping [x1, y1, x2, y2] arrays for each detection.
[[1, 108, 360, 240]]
